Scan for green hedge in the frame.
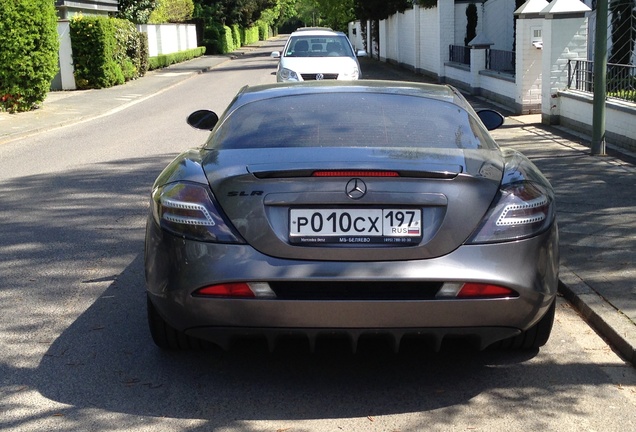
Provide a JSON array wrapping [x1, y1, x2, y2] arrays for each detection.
[[70, 16, 148, 90], [148, 46, 206, 70], [200, 21, 270, 55], [200, 20, 222, 54], [0, 0, 59, 112], [113, 19, 148, 80], [231, 24, 241, 50], [221, 25, 235, 53], [243, 26, 259, 45], [257, 21, 271, 41]]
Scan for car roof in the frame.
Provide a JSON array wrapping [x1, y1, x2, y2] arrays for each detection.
[[289, 28, 345, 37], [294, 27, 334, 32], [230, 81, 473, 112]]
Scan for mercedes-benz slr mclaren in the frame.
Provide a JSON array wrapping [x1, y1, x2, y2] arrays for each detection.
[[145, 81, 559, 352]]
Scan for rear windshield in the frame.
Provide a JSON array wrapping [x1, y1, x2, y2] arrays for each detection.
[[207, 93, 497, 150]]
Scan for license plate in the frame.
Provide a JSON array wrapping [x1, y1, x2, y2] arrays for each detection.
[[289, 209, 422, 245]]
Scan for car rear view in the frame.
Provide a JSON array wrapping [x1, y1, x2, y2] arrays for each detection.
[[145, 81, 558, 353]]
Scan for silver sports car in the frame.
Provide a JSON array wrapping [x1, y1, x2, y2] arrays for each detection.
[[145, 81, 559, 352]]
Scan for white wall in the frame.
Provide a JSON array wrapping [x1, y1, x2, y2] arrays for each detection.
[[52, 21, 76, 91], [483, 0, 516, 51], [138, 24, 198, 57], [397, 7, 416, 68], [418, 6, 441, 75], [454, 1, 514, 50], [560, 93, 636, 152], [541, 15, 589, 123], [515, 17, 544, 113]]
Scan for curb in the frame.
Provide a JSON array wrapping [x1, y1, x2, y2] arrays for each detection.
[[558, 267, 636, 366]]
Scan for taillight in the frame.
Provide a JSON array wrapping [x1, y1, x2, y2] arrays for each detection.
[[312, 170, 399, 177], [194, 283, 255, 298], [468, 182, 554, 244], [457, 283, 517, 299], [468, 149, 556, 244], [151, 182, 244, 243], [193, 282, 275, 298]]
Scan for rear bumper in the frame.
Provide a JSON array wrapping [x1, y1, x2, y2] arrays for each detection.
[[145, 217, 558, 348], [184, 325, 521, 352]]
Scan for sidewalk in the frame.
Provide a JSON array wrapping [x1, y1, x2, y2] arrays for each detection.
[[0, 53, 234, 145], [2, 46, 634, 365]]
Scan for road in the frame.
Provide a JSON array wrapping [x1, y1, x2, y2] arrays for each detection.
[[1, 38, 635, 432]]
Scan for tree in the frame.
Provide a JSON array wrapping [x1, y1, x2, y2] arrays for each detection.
[[258, 0, 296, 32], [148, 0, 195, 23], [296, 0, 320, 27], [194, 0, 276, 27], [315, 0, 355, 31], [0, 0, 59, 112], [117, 0, 156, 24], [295, 0, 355, 30]]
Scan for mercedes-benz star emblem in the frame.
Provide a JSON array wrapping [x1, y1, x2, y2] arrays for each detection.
[[345, 178, 367, 200], [315, 73, 324, 80]]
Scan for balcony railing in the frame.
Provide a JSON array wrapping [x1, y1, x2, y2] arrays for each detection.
[[568, 60, 636, 103], [486, 49, 515, 75], [449, 45, 471, 66]]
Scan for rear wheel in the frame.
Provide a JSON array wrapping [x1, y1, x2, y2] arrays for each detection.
[[493, 298, 556, 350], [147, 295, 211, 350]]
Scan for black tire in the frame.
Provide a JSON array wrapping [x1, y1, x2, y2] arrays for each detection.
[[147, 295, 211, 350], [493, 298, 556, 350]]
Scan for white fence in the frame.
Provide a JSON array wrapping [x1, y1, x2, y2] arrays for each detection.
[[138, 24, 198, 58], [355, 1, 636, 153]]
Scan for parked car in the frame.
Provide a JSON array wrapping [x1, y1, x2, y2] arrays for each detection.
[[271, 28, 366, 82], [145, 81, 559, 352]]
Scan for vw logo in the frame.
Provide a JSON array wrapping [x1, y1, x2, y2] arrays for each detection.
[[315, 73, 324, 80], [345, 178, 367, 200]]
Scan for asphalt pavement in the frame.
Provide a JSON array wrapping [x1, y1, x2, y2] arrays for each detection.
[[1, 38, 634, 366]]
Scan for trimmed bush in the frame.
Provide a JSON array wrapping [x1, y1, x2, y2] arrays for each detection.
[[243, 26, 259, 45], [231, 24, 241, 49], [221, 25, 235, 53], [113, 18, 144, 81], [0, 0, 59, 112], [147, 46, 206, 70], [138, 32, 150, 76], [202, 21, 223, 54], [149, 0, 194, 24], [257, 21, 270, 41], [70, 16, 124, 89], [70, 16, 148, 89]]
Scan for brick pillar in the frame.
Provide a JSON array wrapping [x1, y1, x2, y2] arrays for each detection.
[[468, 32, 493, 95], [515, 0, 548, 114]]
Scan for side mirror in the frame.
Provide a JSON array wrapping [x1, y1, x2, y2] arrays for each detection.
[[356, 49, 367, 57], [270, 51, 281, 59], [477, 109, 505, 131], [187, 110, 218, 131]]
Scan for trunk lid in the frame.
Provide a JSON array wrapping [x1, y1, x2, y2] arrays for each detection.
[[203, 146, 503, 261]]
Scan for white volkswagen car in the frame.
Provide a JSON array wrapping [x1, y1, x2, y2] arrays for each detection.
[[272, 28, 365, 82]]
